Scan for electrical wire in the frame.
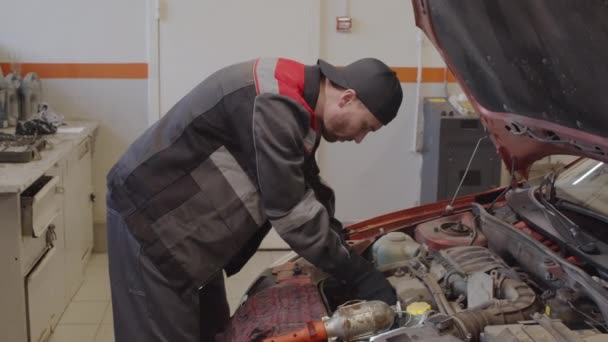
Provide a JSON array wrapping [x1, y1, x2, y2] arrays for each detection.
[[393, 311, 413, 327]]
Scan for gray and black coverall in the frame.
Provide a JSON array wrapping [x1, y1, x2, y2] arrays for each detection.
[[106, 57, 394, 341]]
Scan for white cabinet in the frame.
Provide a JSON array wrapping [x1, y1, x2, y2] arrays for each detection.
[[0, 121, 97, 342], [20, 164, 67, 342], [25, 212, 65, 342], [63, 137, 94, 300]]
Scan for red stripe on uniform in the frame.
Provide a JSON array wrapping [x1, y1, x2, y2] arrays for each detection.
[[275, 58, 317, 129]]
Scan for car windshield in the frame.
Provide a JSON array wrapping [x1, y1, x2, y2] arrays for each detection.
[[554, 158, 608, 217]]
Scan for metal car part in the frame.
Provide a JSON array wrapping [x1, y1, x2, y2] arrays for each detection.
[[481, 313, 608, 342], [439, 246, 513, 276], [467, 272, 495, 308], [415, 212, 488, 250], [430, 246, 540, 340], [475, 202, 608, 329], [323, 300, 395, 341], [451, 276, 539, 341], [369, 325, 463, 342], [413, 0, 608, 174], [506, 188, 608, 278], [409, 259, 458, 316]]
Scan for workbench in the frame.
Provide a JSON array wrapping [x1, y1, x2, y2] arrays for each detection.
[[0, 121, 98, 342]]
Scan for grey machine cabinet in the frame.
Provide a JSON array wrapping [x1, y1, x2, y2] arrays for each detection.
[[420, 98, 502, 205]]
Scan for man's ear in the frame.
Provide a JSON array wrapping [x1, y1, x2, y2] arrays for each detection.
[[338, 89, 357, 107]]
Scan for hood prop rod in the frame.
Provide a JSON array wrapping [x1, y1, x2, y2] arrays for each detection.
[[444, 134, 488, 215]]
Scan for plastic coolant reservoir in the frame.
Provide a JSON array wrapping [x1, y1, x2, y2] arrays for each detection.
[[405, 302, 431, 327], [372, 232, 420, 268]]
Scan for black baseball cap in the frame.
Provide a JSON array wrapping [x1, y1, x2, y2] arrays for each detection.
[[317, 58, 403, 125]]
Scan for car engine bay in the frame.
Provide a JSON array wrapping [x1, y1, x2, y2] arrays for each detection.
[[225, 187, 608, 342], [317, 203, 608, 341]]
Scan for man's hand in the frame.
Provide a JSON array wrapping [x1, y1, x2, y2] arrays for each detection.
[[351, 265, 398, 305], [336, 251, 397, 305]]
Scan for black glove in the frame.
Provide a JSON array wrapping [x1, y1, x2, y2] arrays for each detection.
[[335, 251, 398, 305]]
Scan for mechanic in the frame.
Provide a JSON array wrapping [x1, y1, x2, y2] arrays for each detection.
[[105, 56, 403, 342]]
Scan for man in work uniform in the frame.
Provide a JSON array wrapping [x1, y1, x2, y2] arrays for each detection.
[[106, 57, 403, 341]]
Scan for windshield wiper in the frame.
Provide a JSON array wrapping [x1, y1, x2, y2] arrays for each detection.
[[538, 173, 598, 254]]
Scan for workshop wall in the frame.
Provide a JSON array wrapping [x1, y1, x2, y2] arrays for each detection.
[[0, 0, 148, 248], [318, 0, 452, 224], [1, 0, 455, 240]]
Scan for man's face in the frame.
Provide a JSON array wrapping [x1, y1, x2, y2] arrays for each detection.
[[321, 90, 383, 144]]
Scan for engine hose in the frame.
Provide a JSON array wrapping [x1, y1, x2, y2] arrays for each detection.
[[379, 259, 458, 316], [452, 278, 540, 341], [417, 269, 457, 316], [443, 270, 467, 297]]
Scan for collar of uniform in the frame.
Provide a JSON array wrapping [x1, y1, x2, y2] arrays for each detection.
[[303, 65, 320, 115]]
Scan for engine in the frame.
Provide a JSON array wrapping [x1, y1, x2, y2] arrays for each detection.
[[376, 242, 540, 341], [317, 212, 608, 341]]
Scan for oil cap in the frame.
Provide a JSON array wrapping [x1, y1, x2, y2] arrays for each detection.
[[406, 302, 431, 316]]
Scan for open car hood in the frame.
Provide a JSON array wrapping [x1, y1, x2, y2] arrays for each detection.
[[413, 0, 608, 176]]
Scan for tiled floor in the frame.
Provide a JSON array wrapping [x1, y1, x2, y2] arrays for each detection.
[[49, 251, 289, 341], [49, 254, 113, 342]]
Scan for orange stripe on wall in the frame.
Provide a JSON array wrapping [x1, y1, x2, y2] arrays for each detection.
[[392, 67, 457, 83], [0, 63, 147, 79], [0, 63, 453, 83]]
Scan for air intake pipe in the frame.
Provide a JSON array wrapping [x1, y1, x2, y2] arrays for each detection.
[[451, 277, 539, 341]]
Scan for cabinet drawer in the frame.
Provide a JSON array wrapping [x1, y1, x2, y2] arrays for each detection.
[[21, 210, 59, 276], [26, 246, 63, 342], [77, 137, 91, 160], [21, 175, 60, 237]]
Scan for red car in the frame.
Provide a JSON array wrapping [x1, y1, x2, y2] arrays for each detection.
[[224, 1, 608, 341]]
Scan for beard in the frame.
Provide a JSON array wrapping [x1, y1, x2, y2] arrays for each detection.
[[322, 128, 339, 142]]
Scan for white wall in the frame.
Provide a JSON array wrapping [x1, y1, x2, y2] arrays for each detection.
[[0, 0, 149, 229], [158, 0, 320, 114], [318, 0, 449, 223], [318, 83, 447, 224], [321, 0, 445, 67], [41, 80, 148, 221], [1, 0, 146, 62]]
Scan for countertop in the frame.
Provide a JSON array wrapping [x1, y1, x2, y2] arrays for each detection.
[[0, 121, 99, 193]]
